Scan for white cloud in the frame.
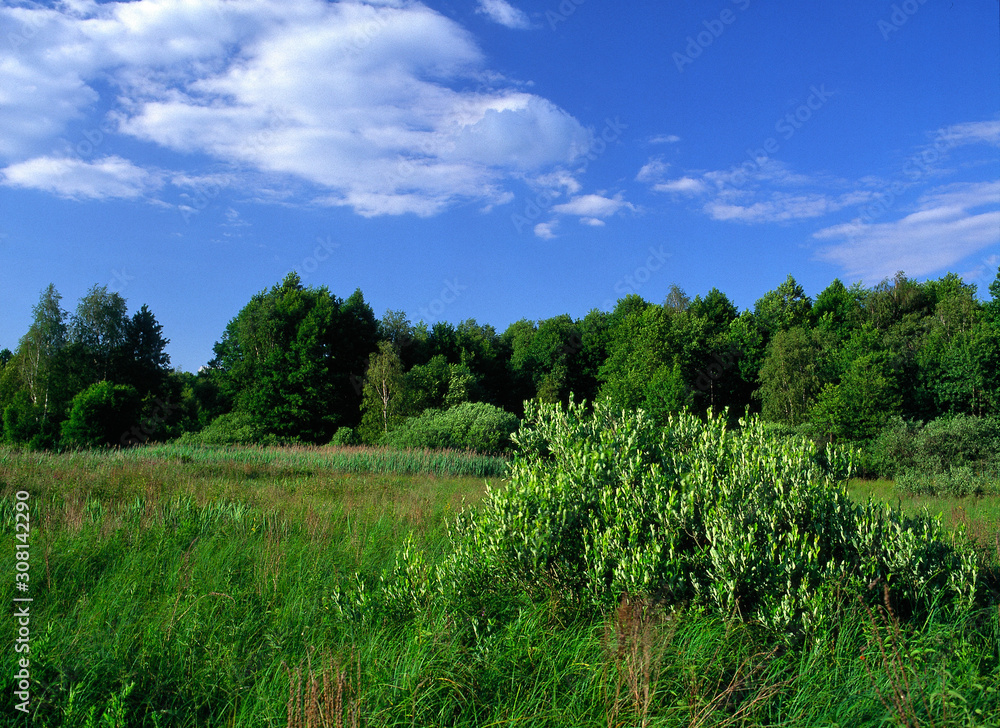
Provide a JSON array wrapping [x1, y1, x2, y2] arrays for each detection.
[[636, 157, 669, 183], [814, 180, 1000, 282], [580, 217, 605, 226], [534, 220, 558, 239], [0, 0, 590, 216], [649, 134, 681, 144], [705, 191, 875, 223], [552, 193, 632, 218], [936, 120, 1000, 148], [476, 0, 532, 29], [1, 156, 160, 199], [532, 169, 581, 195], [653, 177, 706, 195]]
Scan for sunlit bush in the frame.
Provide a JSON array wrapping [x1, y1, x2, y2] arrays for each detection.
[[444, 400, 978, 637]]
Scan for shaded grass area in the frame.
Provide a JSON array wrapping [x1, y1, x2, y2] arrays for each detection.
[[0, 450, 997, 726]]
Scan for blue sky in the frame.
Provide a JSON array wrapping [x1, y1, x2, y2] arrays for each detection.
[[1, 0, 998, 372]]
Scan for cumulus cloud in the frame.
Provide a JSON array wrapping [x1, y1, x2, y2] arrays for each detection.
[[814, 181, 1000, 282], [0, 0, 591, 216], [552, 193, 633, 218], [476, 0, 532, 29], [1, 156, 160, 199], [636, 157, 669, 183], [534, 220, 558, 239]]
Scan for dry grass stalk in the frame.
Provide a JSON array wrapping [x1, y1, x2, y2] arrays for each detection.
[[603, 594, 671, 728], [286, 650, 362, 728]]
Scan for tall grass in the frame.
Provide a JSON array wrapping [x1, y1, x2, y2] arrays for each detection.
[[1, 447, 997, 726], [134, 442, 510, 478]]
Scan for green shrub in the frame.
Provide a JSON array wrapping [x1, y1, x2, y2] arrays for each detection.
[[386, 402, 519, 454], [329, 426, 361, 446], [866, 416, 920, 478], [868, 414, 1000, 490], [443, 400, 978, 637], [177, 410, 286, 446], [914, 414, 1000, 473], [2, 390, 43, 446], [61, 381, 142, 448], [896, 466, 1000, 497]]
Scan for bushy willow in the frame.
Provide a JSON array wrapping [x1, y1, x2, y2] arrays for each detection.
[[443, 399, 978, 636]]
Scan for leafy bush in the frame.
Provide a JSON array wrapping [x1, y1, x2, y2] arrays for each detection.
[[61, 381, 142, 448], [896, 466, 1000, 497], [443, 400, 978, 637], [329, 426, 361, 446], [865, 416, 920, 478], [386, 402, 519, 454], [177, 410, 286, 446], [3, 391, 43, 447], [867, 414, 1000, 491], [914, 414, 1000, 472]]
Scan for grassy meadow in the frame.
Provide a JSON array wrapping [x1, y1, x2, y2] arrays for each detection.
[[2, 442, 999, 727]]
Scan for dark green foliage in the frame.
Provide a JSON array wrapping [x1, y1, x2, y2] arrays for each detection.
[[688, 287, 738, 338], [756, 326, 832, 426], [867, 414, 1000, 494], [116, 304, 171, 397], [61, 381, 143, 448], [400, 354, 480, 416], [986, 265, 1000, 322], [329, 426, 361, 446], [386, 401, 520, 453], [68, 284, 129, 386], [809, 352, 900, 441], [752, 274, 812, 338], [211, 274, 378, 443], [812, 278, 865, 336], [864, 271, 932, 330], [177, 410, 285, 446], [6, 267, 1000, 463], [3, 390, 44, 446], [598, 299, 709, 421]]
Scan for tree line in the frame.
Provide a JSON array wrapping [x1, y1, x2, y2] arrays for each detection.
[[2, 266, 999, 453]]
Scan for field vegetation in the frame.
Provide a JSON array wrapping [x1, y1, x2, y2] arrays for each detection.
[[3, 403, 998, 727]]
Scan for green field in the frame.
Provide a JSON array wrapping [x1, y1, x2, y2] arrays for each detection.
[[2, 443, 998, 727]]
